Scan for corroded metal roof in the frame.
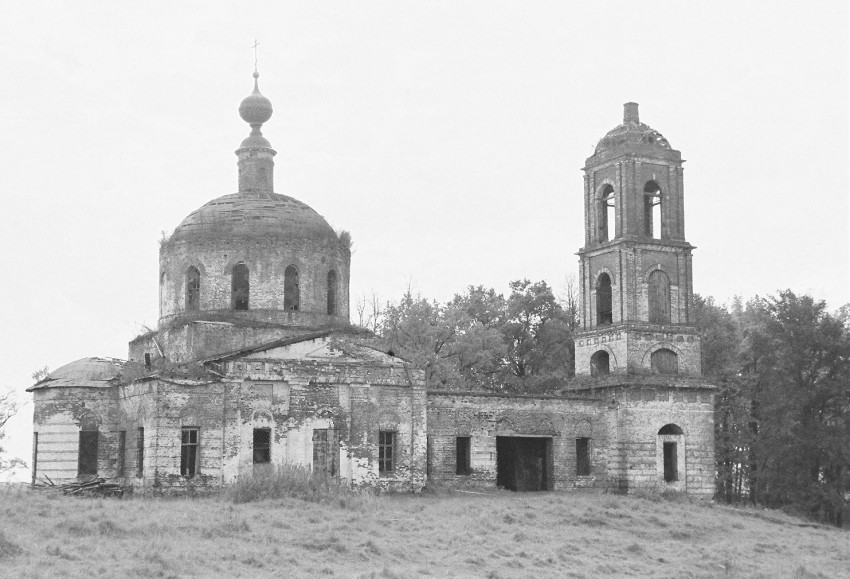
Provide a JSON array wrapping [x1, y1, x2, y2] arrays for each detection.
[[27, 357, 126, 391], [166, 191, 339, 244], [594, 120, 672, 153]]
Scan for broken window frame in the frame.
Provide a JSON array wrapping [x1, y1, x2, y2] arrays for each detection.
[[186, 266, 201, 311], [284, 265, 300, 311], [378, 430, 395, 474], [78, 430, 98, 477], [576, 437, 591, 476], [180, 427, 200, 478], [455, 436, 472, 476], [137, 427, 144, 477], [253, 427, 271, 464], [231, 263, 250, 311]]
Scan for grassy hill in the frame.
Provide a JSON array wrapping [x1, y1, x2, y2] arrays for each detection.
[[0, 484, 846, 578]]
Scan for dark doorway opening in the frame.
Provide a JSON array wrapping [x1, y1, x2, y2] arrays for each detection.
[[496, 436, 552, 491], [663, 441, 678, 482]]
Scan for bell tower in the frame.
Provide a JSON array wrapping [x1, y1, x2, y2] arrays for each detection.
[[574, 103, 701, 378]]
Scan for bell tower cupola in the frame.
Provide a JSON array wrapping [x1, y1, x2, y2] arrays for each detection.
[[575, 103, 701, 378]]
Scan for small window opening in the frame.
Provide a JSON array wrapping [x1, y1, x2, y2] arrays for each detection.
[[599, 185, 615, 242], [144, 353, 151, 369], [596, 273, 613, 326], [253, 428, 271, 464], [456, 436, 471, 475], [648, 270, 671, 324], [231, 263, 249, 310], [78, 430, 98, 476], [576, 438, 591, 476], [663, 441, 678, 482], [590, 350, 610, 376], [180, 427, 199, 478], [651, 348, 678, 375], [644, 181, 662, 238], [186, 266, 200, 311], [327, 270, 338, 315], [378, 431, 395, 474], [117, 430, 126, 477], [313, 429, 338, 476], [137, 427, 144, 477], [284, 265, 300, 311]]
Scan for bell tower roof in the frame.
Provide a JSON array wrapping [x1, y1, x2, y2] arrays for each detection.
[[593, 102, 674, 156]]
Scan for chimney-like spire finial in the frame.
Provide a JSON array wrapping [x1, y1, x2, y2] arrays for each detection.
[[624, 102, 639, 124]]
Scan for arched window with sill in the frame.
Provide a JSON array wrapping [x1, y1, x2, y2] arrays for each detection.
[[647, 270, 670, 324], [284, 265, 300, 311], [186, 267, 200, 311], [599, 185, 616, 242], [643, 181, 662, 238], [596, 273, 612, 326], [231, 263, 249, 310]]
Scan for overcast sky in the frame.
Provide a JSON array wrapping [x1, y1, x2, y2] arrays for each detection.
[[1, 1, 847, 472]]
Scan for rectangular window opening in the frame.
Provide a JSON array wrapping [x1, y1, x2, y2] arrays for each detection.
[[253, 428, 271, 464], [78, 430, 98, 476], [576, 437, 591, 476], [456, 436, 471, 475], [117, 430, 126, 477], [181, 427, 199, 478], [378, 431, 395, 474], [663, 441, 678, 482], [136, 427, 144, 477]]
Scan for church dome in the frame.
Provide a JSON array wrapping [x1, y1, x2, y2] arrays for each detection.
[[167, 191, 338, 244], [238, 72, 273, 126], [594, 102, 672, 153]]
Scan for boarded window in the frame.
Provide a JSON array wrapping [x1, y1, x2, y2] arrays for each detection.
[[644, 181, 662, 238], [599, 185, 615, 242], [117, 430, 126, 477], [590, 350, 610, 376], [284, 265, 300, 311], [312, 429, 338, 476], [648, 270, 670, 324], [78, 430, 98, 476], [181, 427, 199, 478], [456, 436, 471, 475], [253, 428, 271, 464], [327, 270, 338, 315], [576, 438, 591, 476], [186, 266, 200, 311], [663, 442, 678, 482], [651, 348, 678, 375], [232, 263, 249, 310], [378, 431, 395, 474], [137, 427, 144, 477], [596, 273, 612, 326]]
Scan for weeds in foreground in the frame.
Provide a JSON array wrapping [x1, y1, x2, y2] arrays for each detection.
[[225, 463, 375, 509]]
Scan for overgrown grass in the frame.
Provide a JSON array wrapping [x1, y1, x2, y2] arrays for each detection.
[[225, 463, 375, 509], [1, 482, 847, 577]]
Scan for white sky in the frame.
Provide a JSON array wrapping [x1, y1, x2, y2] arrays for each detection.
[[1, 1, 848, 472]]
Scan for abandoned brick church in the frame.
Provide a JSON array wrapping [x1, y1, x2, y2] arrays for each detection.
[[28, 74, 715, 495]]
